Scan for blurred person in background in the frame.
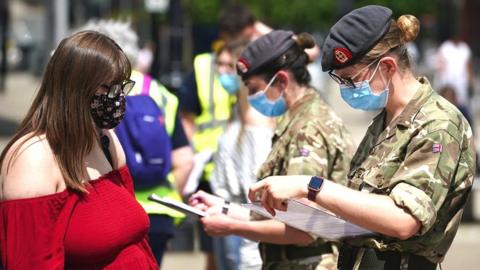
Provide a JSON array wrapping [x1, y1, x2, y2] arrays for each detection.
[[250, 6, 475, 269], [76, 20, 194, 267], [0, 31, 158, 269], [190, 30, 354, 270], [435, 34, 475, 118], [217, 3, 320, 62], [439, 85, 474, 126], [217, 3, 271, 44], [178, 25, 238, 270], [210, 40, 275, 270]]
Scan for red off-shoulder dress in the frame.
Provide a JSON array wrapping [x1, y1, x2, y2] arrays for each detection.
[[0, 166, 158, 269]]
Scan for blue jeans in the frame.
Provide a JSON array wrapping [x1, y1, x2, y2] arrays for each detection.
[[213, 235, 242, 270]]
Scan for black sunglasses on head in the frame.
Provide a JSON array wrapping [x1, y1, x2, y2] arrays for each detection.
[[102, 80, 135, 98]]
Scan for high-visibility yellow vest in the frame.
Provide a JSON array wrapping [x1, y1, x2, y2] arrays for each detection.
[[129, 70, 185, 223], [192, 53, 235, 180]]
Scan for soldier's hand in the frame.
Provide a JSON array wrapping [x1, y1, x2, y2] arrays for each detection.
[[200, 213, 236, 236], [249, 175, 311, 215]]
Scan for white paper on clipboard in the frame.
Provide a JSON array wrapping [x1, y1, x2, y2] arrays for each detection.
[[148, 194, 206, 218], [242, 199, 374, 241]]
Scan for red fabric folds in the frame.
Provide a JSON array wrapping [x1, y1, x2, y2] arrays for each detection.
[[0, 166, 157, 270]]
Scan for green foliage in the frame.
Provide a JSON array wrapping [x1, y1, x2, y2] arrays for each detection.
[[354, 0, 438, 17], [185, 0, 221, 24], [185, 0, 438, 30], [241, 0, 337, 31]]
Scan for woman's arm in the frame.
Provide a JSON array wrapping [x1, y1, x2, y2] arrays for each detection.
[[249, 128, 467, 240], [171, 146, 194, 194], [249, 176, 420, 240], [201, 214, 314, 245], [189, 191, 314, 245], [1, 135, 63, 200], [0, 136, 67, 269]]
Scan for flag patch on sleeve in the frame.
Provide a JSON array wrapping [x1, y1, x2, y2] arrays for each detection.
[[432, 143, 443, 153]]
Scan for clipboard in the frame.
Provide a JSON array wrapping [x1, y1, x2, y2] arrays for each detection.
[[243, 199, 374, 241], [148, 194, 206, 218]]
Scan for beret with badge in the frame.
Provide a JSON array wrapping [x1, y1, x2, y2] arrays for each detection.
[[236, 30, 296, 78], [321, 5, 393, 71]]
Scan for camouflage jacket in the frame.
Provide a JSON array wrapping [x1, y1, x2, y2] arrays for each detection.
[[257, 88, 354, 182], [346, 78, 475, 263], [257, 88, 355, 269]]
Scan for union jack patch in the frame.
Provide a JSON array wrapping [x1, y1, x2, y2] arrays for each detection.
[[432, 143, 443, 153], [299, 148, 310, 157]]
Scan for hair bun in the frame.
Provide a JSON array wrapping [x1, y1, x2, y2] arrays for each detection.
[[294, 32, 316, 50], [397, 15, 420, 43]]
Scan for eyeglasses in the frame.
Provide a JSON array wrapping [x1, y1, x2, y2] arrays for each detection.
[[328, 59, 380, 88], [101, 80, 135, 98]]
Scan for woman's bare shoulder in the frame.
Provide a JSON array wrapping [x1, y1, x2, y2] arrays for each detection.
[[0, 134, 64, 201]]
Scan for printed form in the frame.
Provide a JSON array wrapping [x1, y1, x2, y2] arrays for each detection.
[[243, 199, 374, 240]]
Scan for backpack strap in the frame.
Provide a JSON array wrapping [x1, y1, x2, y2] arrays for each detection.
[[141, 74, 152, 96], [100, 134, 114, 167]]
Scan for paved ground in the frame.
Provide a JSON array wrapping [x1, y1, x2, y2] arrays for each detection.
[[160, 224, 480, 270], [1, 72, 480, 269]]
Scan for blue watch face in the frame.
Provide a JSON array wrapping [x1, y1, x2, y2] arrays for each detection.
[[309, 176, 323, 190]]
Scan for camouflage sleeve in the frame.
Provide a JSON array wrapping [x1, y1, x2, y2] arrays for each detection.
[[285, 122, 329, 177], [388, 129, 461, 235]]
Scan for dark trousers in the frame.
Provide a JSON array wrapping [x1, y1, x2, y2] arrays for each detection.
[[148, 214, 175, 265], [338, 246, 437, 270]]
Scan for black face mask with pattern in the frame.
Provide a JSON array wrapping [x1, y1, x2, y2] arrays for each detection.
[[90, 93, 126, 129]]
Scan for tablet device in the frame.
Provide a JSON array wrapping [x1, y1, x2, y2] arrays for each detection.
[[148, 193, 206, 218]]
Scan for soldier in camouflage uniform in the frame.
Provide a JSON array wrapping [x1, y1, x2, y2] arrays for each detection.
[[341, 76, 475, 268], [257, 88, 354, 270], [249, 6, 475, 270], [189, 30, 354, 270]]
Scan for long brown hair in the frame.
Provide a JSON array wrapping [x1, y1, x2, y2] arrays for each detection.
[[0, 31, 131, 192]]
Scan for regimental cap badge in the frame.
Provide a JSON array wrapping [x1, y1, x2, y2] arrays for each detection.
[[237, 59, 249, 74], [333, 47, 352, 65]]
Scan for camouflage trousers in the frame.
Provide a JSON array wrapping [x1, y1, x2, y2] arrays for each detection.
[[262, 252, 338, 270]]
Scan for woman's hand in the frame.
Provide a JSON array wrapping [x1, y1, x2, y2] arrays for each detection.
[[188, 190, 224, 211], [248, 175, 311, 215], [200, 213, 237, 237]]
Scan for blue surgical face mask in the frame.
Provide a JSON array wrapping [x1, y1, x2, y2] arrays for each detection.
[[248, 74, 287, 117], [339, 61, 390, 111], [219, 73, 240, 94]]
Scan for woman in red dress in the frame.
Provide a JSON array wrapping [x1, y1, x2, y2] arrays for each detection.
[[0, 31, 158, 269]]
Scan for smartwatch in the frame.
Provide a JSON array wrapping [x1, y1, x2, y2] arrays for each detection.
[[307, 176, 324, 201]]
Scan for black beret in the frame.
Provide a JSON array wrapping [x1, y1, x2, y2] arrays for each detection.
[[237, 30, 295, 77], [321, 5, 393, 71]]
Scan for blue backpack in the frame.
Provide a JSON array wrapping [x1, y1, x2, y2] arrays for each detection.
[[115, 76, 172, 188]]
